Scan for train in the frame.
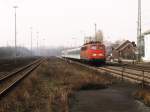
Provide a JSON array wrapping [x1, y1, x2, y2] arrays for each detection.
[[62, 41, 106, 64]]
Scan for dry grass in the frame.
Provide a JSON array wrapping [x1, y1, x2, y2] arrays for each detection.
[[133, 89, 150, 106], [0, 62, 53, 112], [0, 57, 112, 112], [39, 58, 112, 112]]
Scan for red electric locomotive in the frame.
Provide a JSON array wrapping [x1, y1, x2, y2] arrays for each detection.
[[80, 41, 106, 63], [62, 41, 106, 64]]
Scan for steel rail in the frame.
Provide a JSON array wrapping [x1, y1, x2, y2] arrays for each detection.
[[0, 59, 41, 82], [58, 57, 150, 86], [99, 67, 150, 85], [0, 58, 44, 99], [104, 66, 150, 79], [106, 62, 150, 72]]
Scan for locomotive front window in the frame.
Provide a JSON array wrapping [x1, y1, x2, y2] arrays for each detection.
[[97, 46, 103, 50], [91, 45, 97, 50], [97, 45, 105, 50], [91, 45, 104, 50]]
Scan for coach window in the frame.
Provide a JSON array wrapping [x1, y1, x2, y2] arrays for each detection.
[[76, 50, 80, 54]]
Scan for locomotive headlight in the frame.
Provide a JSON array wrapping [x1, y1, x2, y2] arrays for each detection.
[[92, 54, 97, 56], [99, 53, 104, 56]]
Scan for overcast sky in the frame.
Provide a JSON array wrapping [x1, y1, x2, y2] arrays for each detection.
[[0, 0, 150, 48]]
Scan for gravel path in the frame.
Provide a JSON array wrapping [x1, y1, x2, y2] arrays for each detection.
[[70, 82, 150, 112]]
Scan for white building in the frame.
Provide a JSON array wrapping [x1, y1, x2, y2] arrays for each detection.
[[95, 30, 103, 42], [142, 30, 150, 62], [84, 30, 104, 43]]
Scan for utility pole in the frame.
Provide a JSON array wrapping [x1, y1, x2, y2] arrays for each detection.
[[137, 0, 142, 61], [43, 38, 45, 56], [43, 38, 45, 48], [13, 6, 18, 64], [36, 32, 39, 56], [30, 27, 33, 56], [95, 23, 97, 42]]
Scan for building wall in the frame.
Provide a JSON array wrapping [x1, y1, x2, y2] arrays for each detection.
[[112, 50, 119, 59], [96, 30, 103, 42], [143, 34, 150, 61], [120, 44, 135, 59], [112, 42, 136, 60]]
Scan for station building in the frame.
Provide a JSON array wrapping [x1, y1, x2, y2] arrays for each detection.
[[142, 30, 150, 62], [112, 40, 137, 60]]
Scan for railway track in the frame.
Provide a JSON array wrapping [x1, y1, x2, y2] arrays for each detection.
[[59, 57, 150, 86], [104, 62, 150, 85], [0, 58, 44, 99], [99, 66, 150, 86], [106, 61, 150, 71]]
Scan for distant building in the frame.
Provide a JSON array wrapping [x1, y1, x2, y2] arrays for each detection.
[[84, 30, 104, 44], [142, 30, 150, 61], [112, 40, 137, 60], [95, 30, 103, 42]]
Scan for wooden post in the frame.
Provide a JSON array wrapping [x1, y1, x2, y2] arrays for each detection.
[[141, 70, 145, 88], [122, 67, 125, 81]]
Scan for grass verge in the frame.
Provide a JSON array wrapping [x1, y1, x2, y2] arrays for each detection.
[[0, 57, 112, 112], [133, 88, 150, 106]]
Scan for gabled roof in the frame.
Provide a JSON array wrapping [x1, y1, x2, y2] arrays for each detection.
[[142, 30, 150, 36], [115, 40, 130, 51], [119, 43, 133, 51]]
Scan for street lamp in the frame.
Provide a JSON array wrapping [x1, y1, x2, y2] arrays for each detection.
[[80, 30, 86, 44], [43, 38, 45, 48], [30, 27, 33, 56], [36, 32, 39, 56], [13, 5, 18, 64], [72, 37, 77, 47], [95, 23, 97, 41]]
